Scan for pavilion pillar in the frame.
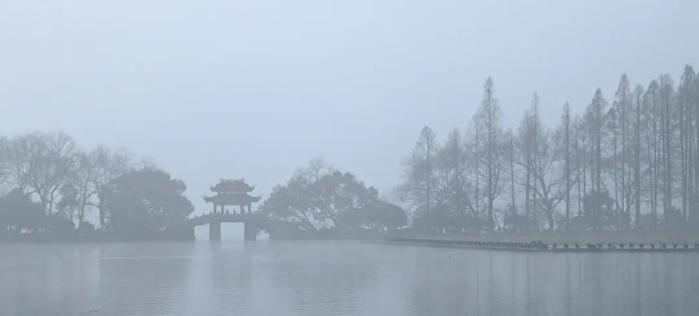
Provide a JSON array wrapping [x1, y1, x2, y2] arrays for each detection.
[[213, 203, 217, 214], [209, 221, 221, 241], [244, 221, 257, 241]]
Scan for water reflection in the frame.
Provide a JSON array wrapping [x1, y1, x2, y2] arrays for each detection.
[[0, 241, 697, 316]]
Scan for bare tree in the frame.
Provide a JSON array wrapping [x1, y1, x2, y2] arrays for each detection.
[[632, 84, 645, 226], [6, 133, 80, 216], [587, 89, 608, 194], [677, 66, 695, 223], [562, 103, 572, 226], [435, 129, 470, 221], [474, 78, 504, 229], [658, 76, 675, 219], [402, 126, 439, 216], [60, 146, 131, 228], [506, 129, 517, 217], [517, 96, 541, 225], [610, 74, 633, 224], [642, 80, 661, 225]]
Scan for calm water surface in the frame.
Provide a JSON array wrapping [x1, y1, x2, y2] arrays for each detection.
[[1, 240, 698, 316]]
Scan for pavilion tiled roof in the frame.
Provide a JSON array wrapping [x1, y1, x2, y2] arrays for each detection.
[[210, 178, 254, 193]]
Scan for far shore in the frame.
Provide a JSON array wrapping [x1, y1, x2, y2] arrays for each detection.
[[389, 230, 699, 244], [4, 229, 699, 247], [381, 230, 699, 252], [0, 231, 194, 244]]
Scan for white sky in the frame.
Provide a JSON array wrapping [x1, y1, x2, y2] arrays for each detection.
[[1, 0, 698, 214]]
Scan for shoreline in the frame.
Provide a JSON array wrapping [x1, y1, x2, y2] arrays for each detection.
[[4, 231, 699, 253], [0, 232, 194, 244], [381, 234, 699, 252]]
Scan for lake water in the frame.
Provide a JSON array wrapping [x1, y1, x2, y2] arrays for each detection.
[[1, 239, 698, 316]]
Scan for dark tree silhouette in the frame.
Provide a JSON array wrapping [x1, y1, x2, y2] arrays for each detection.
[[0, 189, 44, 236], [99, 168, 193, 235], [260, 161, 407, 236]]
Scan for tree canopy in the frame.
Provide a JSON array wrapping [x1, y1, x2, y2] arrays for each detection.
[[99, 168, 194, 235], [260, 161, 407, 235]]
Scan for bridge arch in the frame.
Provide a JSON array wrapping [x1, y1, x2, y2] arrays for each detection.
[[189, 213, 259, 241]]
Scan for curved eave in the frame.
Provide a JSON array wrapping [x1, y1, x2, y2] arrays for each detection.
[[203, 194, 262, 205]]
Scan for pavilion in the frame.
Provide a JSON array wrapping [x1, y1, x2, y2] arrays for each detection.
[[203, 178, 262, 215]]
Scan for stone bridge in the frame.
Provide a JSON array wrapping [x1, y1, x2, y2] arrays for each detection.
[[188, 213, 260, 241]]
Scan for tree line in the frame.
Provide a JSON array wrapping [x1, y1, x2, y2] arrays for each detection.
[[402, 65, 699, 233], [4, 65, 697, 240], [0, 132, 193, 240], [0, 132, 405, 241]]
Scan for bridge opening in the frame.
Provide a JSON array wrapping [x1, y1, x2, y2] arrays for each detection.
[[194, 223, 242, 241], [194, 222, 267, 241]]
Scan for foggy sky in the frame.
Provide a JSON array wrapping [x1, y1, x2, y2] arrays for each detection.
[[1, 0, 698, 214]]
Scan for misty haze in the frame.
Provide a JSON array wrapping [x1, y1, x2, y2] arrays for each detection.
[[1, 1, 699, 315]]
